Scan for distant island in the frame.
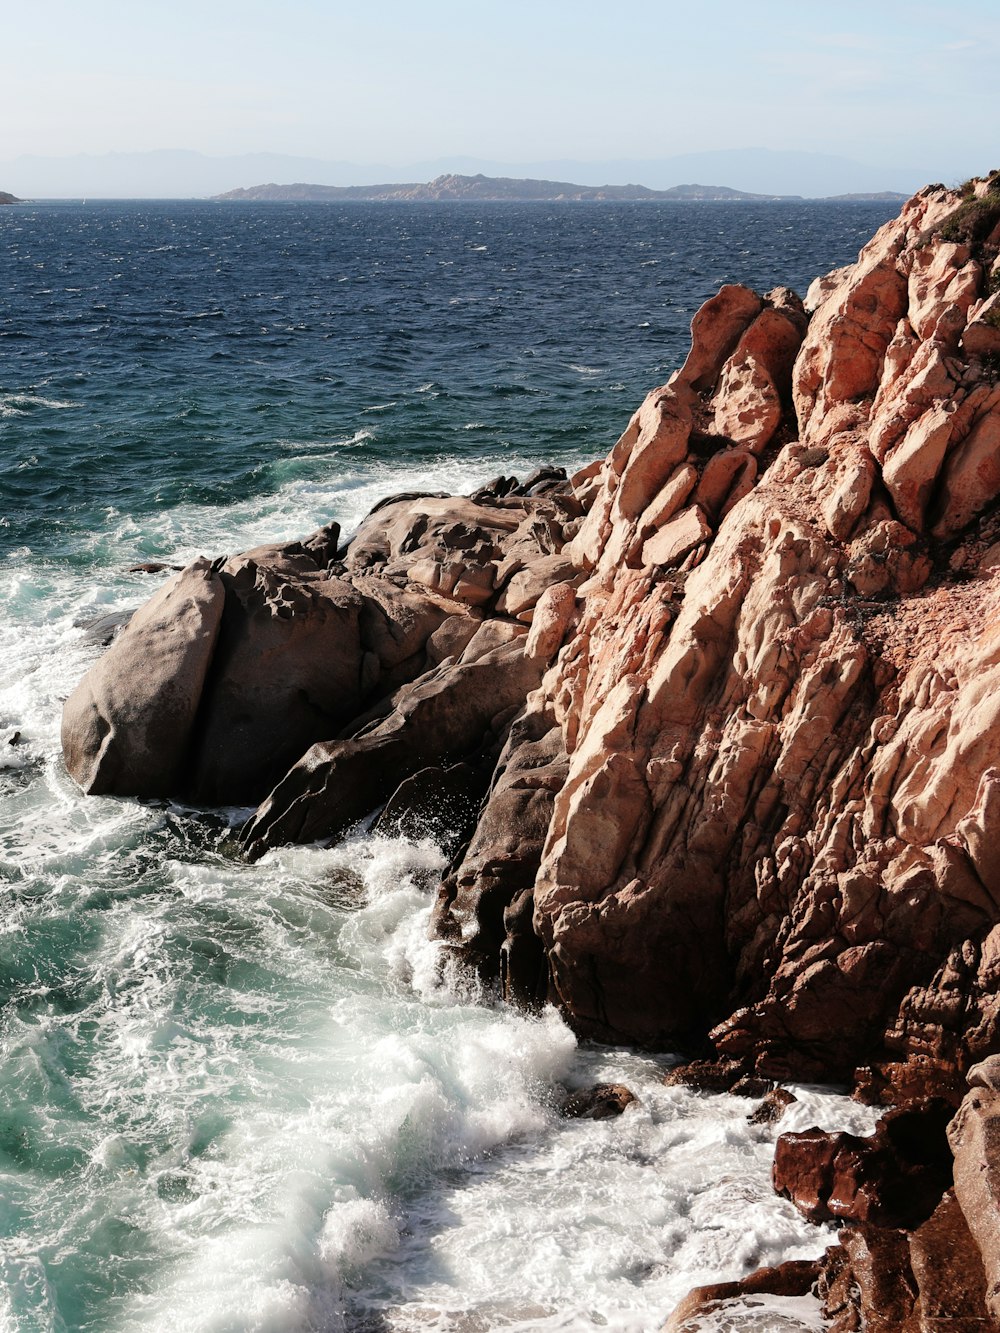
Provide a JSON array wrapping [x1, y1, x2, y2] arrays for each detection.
[[213, 173, 907, 204], [0, 191, 20, 205]]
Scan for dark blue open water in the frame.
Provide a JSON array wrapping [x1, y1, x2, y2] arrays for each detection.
[[0, 201, 893, 1333], [2, 200, 894, 556]]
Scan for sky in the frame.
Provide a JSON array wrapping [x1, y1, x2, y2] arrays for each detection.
[[2, 0, 998, 186]]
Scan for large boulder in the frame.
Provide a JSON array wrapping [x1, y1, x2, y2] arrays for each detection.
[[61, 558, 225, 796], [187, 557, 366, 805], [772, 1101, 953, 1229]]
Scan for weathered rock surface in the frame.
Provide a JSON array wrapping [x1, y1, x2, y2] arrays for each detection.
[[240, 623, 543, 860], [62, 171, 1000, 1333], [188, 557, 365, 805], [772, 1100, 953, 1229], [432, 705, 567, 1000], [62, 558, 225, 796], [814, 1187, 998, 1333], [949, 1081, 1000, 1321]]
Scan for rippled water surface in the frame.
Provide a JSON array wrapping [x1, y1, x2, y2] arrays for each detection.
[[0, 200, 894, 1331]]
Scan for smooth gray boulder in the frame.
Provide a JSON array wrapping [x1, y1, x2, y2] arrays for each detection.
[[61, 558, 225, 796]]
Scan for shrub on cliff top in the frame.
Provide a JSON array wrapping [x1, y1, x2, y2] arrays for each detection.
[[935, 189, 1000, 249]]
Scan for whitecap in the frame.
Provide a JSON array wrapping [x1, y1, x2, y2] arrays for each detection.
[[275, 428, 375, 454], [0, 392, 77, 412]]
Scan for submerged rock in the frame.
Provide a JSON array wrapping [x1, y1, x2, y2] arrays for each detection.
[[748, 1087, 798, 1125], [663, 1259, 822, 1332], [560, 1083, 637, 1119]]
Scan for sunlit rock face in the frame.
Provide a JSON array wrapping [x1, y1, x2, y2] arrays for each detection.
[[63, 177, 1000, 1104], [439, 176, 1000, 1102]]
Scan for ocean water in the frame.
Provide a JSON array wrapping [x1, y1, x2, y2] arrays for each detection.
[[0, 200, 896, 1332]]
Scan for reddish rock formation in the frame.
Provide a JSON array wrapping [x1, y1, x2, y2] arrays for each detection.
[[61, 171, 1000, 1333], [772, 1100, 953, 1229], [815, 1187, 999, 1332], [949, 1076, 1000, 1322], [667, 1071, 1000, 1330], [63, 176, 1000, 1099]]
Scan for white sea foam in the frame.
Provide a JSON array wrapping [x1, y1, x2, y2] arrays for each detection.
[[67, 449, 588, 570], [0, 392, 77, 416], [0, 445, 881, 1333], [275, 428, 376, 453]]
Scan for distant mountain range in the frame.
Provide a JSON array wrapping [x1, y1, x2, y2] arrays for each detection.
[[0, 191, 19, 205], [0, 147, 942, 200], [214, 174, 907, 205]]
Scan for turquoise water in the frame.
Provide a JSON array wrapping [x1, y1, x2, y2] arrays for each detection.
[[0, 201, 894, 1331]]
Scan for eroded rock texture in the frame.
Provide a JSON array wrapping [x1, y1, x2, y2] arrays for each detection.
[[64, 177, 1000, 1102], [447, 177, 1000, 1104], [62, 173, 1000, 1333]]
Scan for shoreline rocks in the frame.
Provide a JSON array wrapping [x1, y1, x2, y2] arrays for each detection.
[[61, 172, 1000, 1329], [63, 173, 1000, 1092], [674, 1074, 1000, 1332]]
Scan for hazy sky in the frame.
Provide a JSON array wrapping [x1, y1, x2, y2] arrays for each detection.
[[4, 0, 998, 172]]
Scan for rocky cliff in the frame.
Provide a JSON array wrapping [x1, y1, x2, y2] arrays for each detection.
[[62, 173, 1000, 1324], [65, 173, 1000, 1098]]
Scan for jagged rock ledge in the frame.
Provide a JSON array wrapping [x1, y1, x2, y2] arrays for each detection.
[[62, 174, 1000, 1328]]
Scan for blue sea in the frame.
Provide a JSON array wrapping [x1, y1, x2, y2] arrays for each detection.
[[0, 200, 893, 1332]]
